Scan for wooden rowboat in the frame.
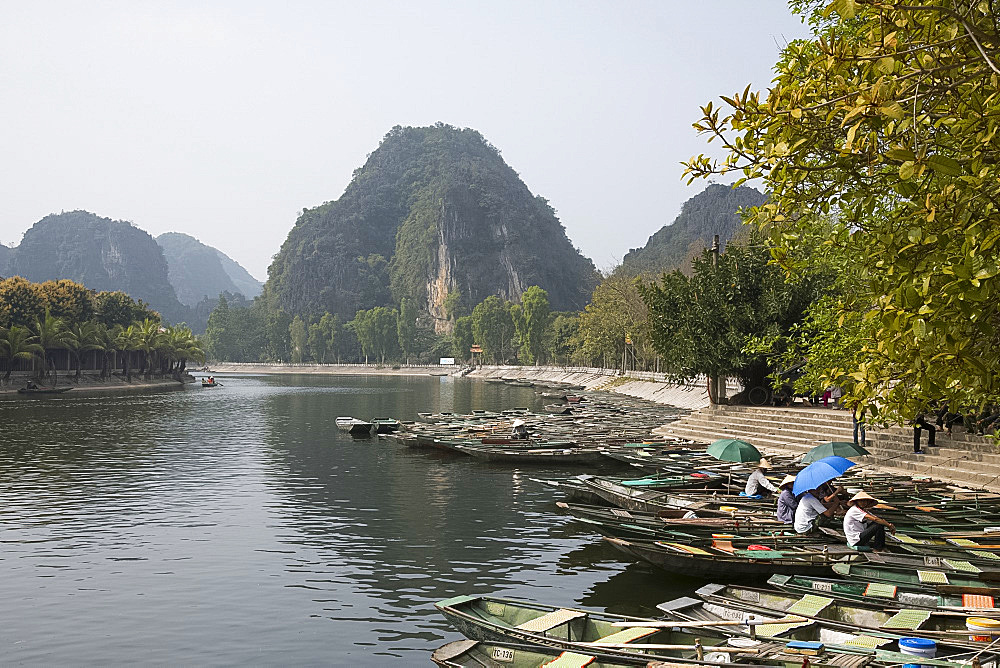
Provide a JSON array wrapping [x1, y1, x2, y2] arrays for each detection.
[[604, 536, 857, 580], [335, 417, 373, 436], [17, 386, 72, 394]]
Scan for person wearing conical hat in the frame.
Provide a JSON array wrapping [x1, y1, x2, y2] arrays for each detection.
[[743, 458, 778, 498], [844, 490, 895, 550], [775, 474, 798, 524]]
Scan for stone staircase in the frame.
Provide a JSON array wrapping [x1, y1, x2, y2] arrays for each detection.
[[654, 404, 1000, 491]]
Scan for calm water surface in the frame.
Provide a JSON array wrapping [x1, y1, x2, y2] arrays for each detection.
[[0, 374, 692, 665]]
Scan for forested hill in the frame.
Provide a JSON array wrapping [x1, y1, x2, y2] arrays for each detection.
[[265, 124, 600, 330], [8, 211, 187, 323], [0, 244, 10, 275], [621, 184, 768, 275], [213, 249, 263, 300], [156, 232, 262, 306]]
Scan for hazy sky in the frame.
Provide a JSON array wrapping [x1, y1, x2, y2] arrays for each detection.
[[0, 2, 808, 280]]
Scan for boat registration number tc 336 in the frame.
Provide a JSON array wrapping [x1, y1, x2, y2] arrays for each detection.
[[490, 647, 515, 662]]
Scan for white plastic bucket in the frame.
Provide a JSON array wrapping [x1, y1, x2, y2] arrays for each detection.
[[967, 617, 1000, 642]]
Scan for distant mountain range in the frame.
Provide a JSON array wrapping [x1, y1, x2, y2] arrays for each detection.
[[1, 211, 261, 331], [265, 124, 600, 330], [156, 232, 262, 307], [621, 184, 768, 275]]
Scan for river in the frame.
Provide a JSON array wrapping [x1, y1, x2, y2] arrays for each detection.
[[0, 373, 692, 665]]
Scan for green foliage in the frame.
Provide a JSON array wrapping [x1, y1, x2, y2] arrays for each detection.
[[548, 313, 582, 365], [348, 306, 399, 364], [308, 312, 339, 363], [0, 325, 43, 380], [397, 297, 418, 362], [0, 276, 45, 328], [578, 274, 652, 369], [640, 236, 825, 390], [518, 286, 551, 364], [289, 315, 308, 363], [452, 316, 474, 361], [95, 291, 159, 329], [683, 0, 1000, 420], [471, 296, 516, 363], [443, 290, 467, 320]]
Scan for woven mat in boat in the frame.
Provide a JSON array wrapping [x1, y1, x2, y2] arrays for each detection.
[[842, 635, 892, 648], [947, 538, 981, 547], [972, 550, 1000, 561], [944, 559, 981, 573], [894, 534, 923, 544], [881, 609, 931, 630], [756, 618, 812, 637], [592, 627, 658, 644], [917, 570, 949, 584], [517, 608, 586, 632], [864, 582, 897, 598], [541, 652, 596, 668], [609, 509, 633, 518], [964, 594, 996, 608], [786, 594, 834, 617]]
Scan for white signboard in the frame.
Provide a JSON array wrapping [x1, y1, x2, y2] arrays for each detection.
[[439, 358, 455, 365]]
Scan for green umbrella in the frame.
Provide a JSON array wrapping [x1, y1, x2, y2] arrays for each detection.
[[707, 438, 763, 463], [802, 441, 870, 463]]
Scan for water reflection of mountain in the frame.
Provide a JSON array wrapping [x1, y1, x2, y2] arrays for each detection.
[[254, 374, 636, 660]]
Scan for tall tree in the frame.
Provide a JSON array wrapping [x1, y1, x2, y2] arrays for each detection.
[[289, 315, 308, 363], [397, 297, 417, 364], [683, 0, 1000, 419], [33, 309, 76, 383], [519, 286, 551, 365], [471, 296, 516, 364], [640, 237, 824, 402], [452, 316, 474, 362], [0, 325, 43, 381]]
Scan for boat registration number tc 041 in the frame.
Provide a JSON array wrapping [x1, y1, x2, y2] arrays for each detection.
[[490, 647, 515, 662]]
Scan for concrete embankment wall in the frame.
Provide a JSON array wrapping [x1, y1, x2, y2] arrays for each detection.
[[208, 362, 723, 411], [467, 365, 716, 411]]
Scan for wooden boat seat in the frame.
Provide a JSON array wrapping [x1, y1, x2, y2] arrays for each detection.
[[517, 609, 586, 632], [963, 594, 996, 608], [826, 653, 875, 668], [944, 559, 981, 573], [881, 609, 931, 630], [592, 627, 659, 644], [540, 652, 596, 667], [917, 570, 949, 584], [711, 540, 736, 554]]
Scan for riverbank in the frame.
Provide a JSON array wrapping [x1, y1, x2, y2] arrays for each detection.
[[207, 363, 720, 410], [0, 374, 191, 396]]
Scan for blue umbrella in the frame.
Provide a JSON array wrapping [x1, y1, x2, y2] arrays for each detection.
[[793, 455, 856, 496]]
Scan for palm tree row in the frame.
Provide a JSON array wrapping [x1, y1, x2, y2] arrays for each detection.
[[0, 310, 205, 384]]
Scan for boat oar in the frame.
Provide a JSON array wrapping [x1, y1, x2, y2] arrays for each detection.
[[584, 643, 762, 653], [611, 616, 805, 628]]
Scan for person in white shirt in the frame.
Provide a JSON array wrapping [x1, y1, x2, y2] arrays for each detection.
[[793, 485, 843, 534], [744, 458, 778, 498], [843, 490, 894, 550]]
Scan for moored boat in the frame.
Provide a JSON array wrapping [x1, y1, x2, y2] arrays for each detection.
[[17, 386, 72, 394], [371, 417, 400, 433], [604, 536, 857, 580], [336, 417, 373, 436]]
